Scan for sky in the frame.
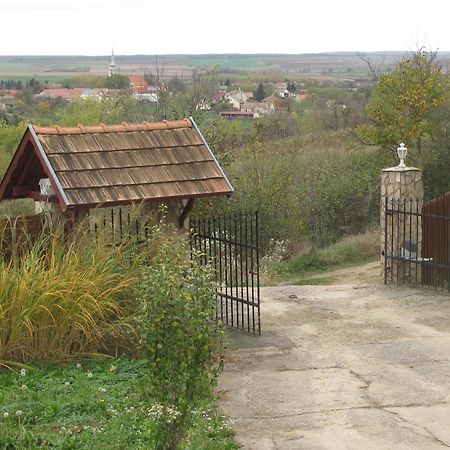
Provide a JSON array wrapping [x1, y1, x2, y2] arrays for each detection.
[[0, 0, 449, 55]]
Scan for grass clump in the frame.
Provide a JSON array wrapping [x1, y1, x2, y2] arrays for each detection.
[[0, 226, 140, 365]]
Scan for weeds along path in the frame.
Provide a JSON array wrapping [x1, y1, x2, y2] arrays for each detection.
[[301, 260, 380, 285], [218, 268, 450, 449]]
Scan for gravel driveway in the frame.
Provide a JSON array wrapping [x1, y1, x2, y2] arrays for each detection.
[[219, 274, 450, 449]]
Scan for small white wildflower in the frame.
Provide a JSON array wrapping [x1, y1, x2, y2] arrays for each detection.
[[98, 387, 106, 393], [16, 410, 23, 417], [20, 369, 26, 377], [20, 384, 27, 390], [109, 364, 117, 373], [76, 363, 82, 369], [3, 412, 9, 418], [64, 381, 70, 387], [107, 407, 118, 416], [87, 372, 93, 378]]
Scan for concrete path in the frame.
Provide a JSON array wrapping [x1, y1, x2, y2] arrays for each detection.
[[218, 280, 450, 449]]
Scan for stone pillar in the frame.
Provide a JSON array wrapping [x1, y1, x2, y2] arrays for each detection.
[[380, 166, 423, 282]]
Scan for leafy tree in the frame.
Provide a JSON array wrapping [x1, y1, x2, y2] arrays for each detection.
[[55, 97, 156, 126], [15, 87, 34, 105], [167, 76, 186, 93], [357, 50, 448, 166], [0, 121, 27, 176], [104, 74, 130, 89], [422, 93, 450, 197], [255, 83, 265, 101], [37, 101, 50, 114], [26, 77, 42, 94], [144, 72, 156, 85], [287, 81, 297, 93], [65, 75, 107, 89]]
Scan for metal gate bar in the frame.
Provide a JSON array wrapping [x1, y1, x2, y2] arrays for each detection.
[[191, 211, 261, 335], [384, 196, 450, 291]]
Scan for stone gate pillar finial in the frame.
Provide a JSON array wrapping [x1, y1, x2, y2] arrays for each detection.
[[397, 143, 408, 168]]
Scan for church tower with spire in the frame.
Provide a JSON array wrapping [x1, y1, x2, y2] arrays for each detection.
[[108, 48, 117, 77]]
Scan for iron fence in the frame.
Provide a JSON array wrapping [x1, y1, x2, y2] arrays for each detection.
[[89, 207, 262, 333], [91, 208, 152, 243], [384, 197, 450, 291], [191, 212, 261, 335]]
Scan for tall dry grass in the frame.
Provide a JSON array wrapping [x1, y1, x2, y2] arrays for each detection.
[[0, 225, 141, 365]]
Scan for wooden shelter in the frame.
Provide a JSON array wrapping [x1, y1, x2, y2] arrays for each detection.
[[0, 118, 233, 229]]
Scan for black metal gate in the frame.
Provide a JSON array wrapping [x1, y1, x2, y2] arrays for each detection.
[[384, 197, 450, 291], [191, 212, 261, 335]]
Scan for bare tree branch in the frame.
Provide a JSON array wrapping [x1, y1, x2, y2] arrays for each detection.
[[357, 52, 386, 81]]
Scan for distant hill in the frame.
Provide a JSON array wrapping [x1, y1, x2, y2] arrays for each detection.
[[0, 52, 448, 82]]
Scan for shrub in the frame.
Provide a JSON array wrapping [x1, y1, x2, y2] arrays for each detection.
[[0, 121, 27, 177], [135, 229, 223, 450], [223, 131, 383, 250]]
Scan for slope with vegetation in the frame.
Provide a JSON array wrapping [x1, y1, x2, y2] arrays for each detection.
[[0, 48, 448, 449]]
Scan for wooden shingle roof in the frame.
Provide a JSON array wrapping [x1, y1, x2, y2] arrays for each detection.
[[0, 118, 233, 211]]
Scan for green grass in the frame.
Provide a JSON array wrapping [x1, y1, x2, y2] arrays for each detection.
[[190, 56, 260, 69], [262, 229, 379, 285], [287, 229, 379, 271], [0, 359, 238, 449]]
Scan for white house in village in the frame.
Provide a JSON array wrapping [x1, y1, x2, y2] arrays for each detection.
[[242, 101, 270, 116], [224, 90, 249, 110]]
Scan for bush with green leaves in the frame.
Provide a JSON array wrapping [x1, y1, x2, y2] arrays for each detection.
[[135, 229, 223, 450], [221, 130, 384, 249], [0, 121, 27, 177]]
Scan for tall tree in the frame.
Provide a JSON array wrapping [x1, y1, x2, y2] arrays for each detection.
[[104, 74, 130, 89], [287, 81, 297, 93], [357, 50, 448, 166], [255, 83, 265, 101]]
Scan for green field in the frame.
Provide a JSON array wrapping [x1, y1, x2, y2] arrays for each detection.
[[1, 52, 448, 82], [190, 55, 261, 69]]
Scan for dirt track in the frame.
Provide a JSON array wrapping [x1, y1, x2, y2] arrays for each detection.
[[219, 264, 450, 449]]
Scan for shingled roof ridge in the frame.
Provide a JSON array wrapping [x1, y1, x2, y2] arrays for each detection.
[[32, 118, 192, 135]]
